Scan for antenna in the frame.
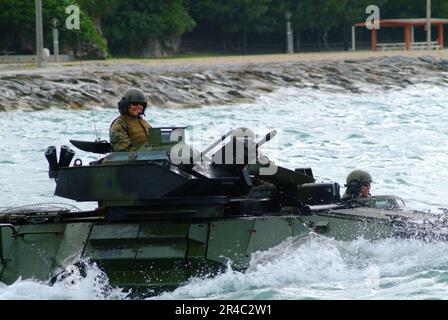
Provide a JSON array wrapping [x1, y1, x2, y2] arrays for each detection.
[[75, 29, 99, 141]]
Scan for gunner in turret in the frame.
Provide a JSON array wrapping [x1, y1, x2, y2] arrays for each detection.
[[341, 169, 372, 201], [109, 88, 152, 152]]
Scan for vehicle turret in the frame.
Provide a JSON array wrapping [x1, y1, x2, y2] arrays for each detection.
[[45, 127, 325, 221]]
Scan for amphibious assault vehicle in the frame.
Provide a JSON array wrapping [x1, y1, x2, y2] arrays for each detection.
[[1, 127, 447, 296]]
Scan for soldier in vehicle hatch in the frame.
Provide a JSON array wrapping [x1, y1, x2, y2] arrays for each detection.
[[109, 88, 152, 152], [341, 169, 372, 201]]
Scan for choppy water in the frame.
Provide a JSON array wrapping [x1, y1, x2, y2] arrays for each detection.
[[1, 84, 448, 299]]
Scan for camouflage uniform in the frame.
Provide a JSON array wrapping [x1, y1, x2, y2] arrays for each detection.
[[110, 88, 151, 152], [341, 191, 369, 201], [110, 114, 151, 152]]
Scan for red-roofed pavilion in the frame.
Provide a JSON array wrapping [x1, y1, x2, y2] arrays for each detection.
[[352, 18, 448, 51]]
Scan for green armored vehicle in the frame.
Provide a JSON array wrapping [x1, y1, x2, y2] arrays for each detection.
[[0, 127, 447, 296]]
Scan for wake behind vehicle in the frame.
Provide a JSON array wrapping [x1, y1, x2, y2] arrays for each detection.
[[1, 127, 446, 296]]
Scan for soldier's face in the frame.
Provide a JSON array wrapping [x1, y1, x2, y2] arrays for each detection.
[[360, 182, 371, 197], [128, 103, 144, 117]]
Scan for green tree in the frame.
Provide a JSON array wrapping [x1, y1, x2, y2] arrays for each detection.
[[0, 0, 107, 57], [0, 0, 36, 53], [189, 0, 273, 51], [340, 0, 387, 50], [102, 0, 195, 56], [77, 0, 120, 36], [267, 0, 349, 50], [281, 0, 387, 50], [381, 0, 448, 18]]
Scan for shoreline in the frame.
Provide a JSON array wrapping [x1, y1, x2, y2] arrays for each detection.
[[2, 49, 448, 74], [1, 50, 448, 112]]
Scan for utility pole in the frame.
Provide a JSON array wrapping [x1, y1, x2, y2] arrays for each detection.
[[427, 0, 432, 49], [351, 26, 356, 51], [52, 19, 60, 63], [35, 0, 44, 68], [286, 12, 294, 54]]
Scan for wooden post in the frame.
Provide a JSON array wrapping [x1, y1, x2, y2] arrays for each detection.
[[438, 25, 444, 48], [372, 28, 377, 51], [404, 26, 411, 50]]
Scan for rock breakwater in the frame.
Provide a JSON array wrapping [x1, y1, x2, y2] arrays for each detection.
[[1, 55, 448, 112]]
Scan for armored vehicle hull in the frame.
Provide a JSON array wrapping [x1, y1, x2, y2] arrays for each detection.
[[2, 205, 446, 296], [1, 127, 446, 296]]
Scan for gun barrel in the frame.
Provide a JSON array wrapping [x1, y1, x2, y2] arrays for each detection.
[[256, 130, 278, 150]]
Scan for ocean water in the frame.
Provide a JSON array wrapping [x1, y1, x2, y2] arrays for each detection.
[[0, 84, 447, 299]]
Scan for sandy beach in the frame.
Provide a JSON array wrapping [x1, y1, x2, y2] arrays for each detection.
[[2, 49, 448, 74], [100, 49, 448, 67]]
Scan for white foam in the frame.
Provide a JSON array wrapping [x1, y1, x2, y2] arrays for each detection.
[[156, 235, 448, 300], [0, 261, 129, 300]]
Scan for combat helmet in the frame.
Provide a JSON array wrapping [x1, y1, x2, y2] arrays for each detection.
[[118, 88, 148, 115], [345, 170, 372, 194]]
